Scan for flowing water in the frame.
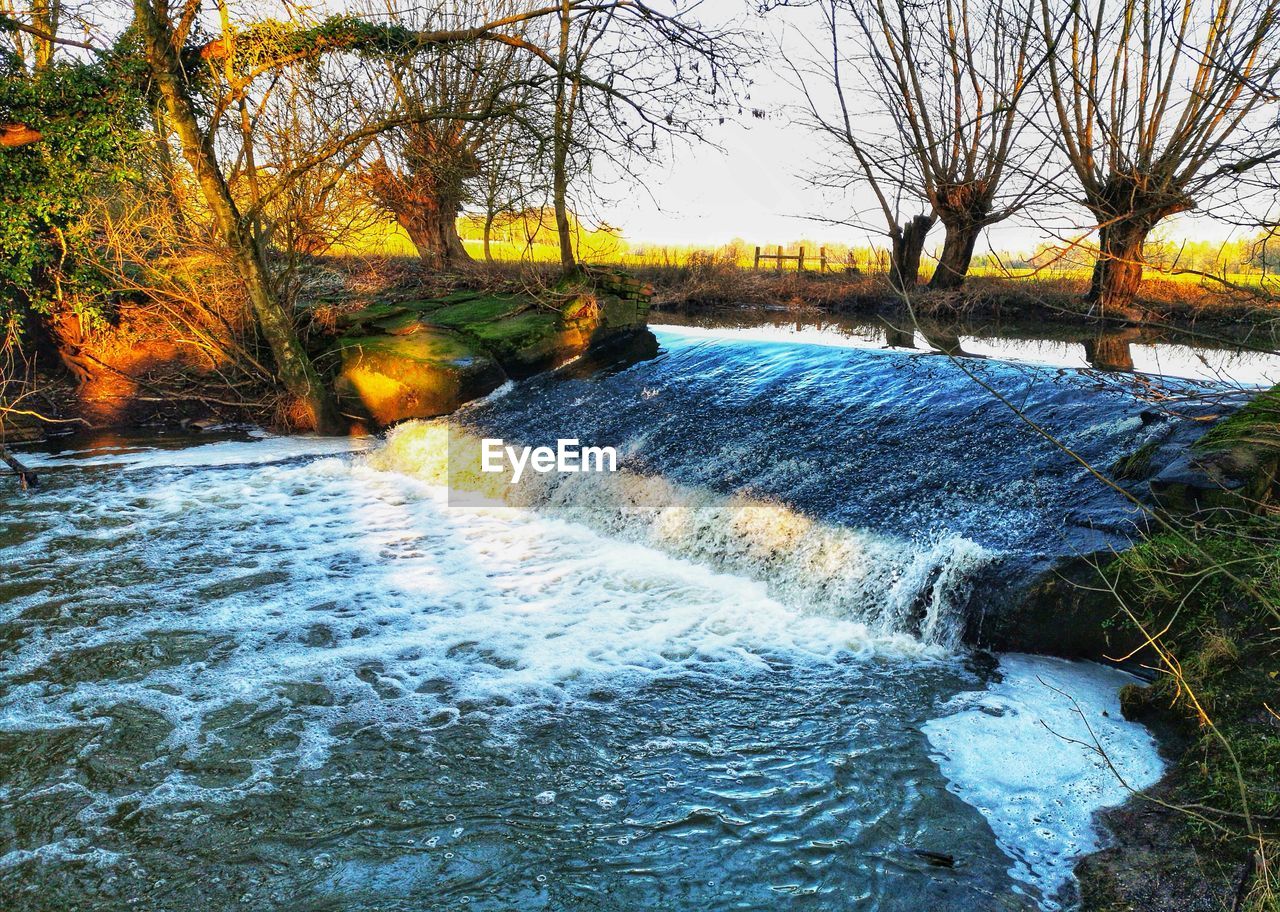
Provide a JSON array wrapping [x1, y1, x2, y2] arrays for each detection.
[[4, 323, 1248, 911]]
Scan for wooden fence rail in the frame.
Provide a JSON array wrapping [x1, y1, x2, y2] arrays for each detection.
[[753, 245, 834, 272]]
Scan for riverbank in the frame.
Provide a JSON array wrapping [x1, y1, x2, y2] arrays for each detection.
[[1074, 507, 1280, 911], [638, 261, 1280, 330], [0, 259, 654, 443], [6, 258, 1279, 445]]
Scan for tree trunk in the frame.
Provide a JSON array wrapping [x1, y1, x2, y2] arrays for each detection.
[[1086, 218, 1151, 322], [929, 219, 982, 290], [149, 96, 187, 235], [0, 445, 38, 490], [395, 193, 471, 268], [483, 210, 495, 264], [552, 132, 574, 273], [30, 0, 57, 70], [552, 1, 577, 276], [889, 214, 934, 292], [133, 0, 343, 435]]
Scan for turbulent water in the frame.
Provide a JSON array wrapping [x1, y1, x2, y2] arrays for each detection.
[[0, 326, 1202, 911]]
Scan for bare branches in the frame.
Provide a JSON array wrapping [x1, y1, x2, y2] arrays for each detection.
[[1036, 0, 1280, 317]]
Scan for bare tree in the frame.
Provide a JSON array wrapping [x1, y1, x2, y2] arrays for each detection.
[[786, 0, 1045, 290], [360, 1, 537, 268], [128, 1, 605, 430], [789, 0, 937, 290], [1037, 0, 1280, 320], [861, 0, 1045, 288], [132, 0, 344, 432], [475, 111, 549, 262], [541, 0, 742, 273]]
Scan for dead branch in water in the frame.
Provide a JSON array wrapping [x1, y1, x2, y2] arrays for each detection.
[[0, 445, 37, 490]]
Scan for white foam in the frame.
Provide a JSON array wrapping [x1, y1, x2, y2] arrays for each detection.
[[2, 434, 927, 817], [0, 838, 123, 871], [922, 654, 1165, 909], [372, 420, 996, 649], [1, 433, 1164, 905], [18, 434, 372, 470]]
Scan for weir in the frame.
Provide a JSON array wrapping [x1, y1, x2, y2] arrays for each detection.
[[406, 326, 1230, 650]]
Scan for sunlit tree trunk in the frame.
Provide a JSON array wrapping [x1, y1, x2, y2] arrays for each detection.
[[402, 205, 471, 267], [1036, 0, 1277, 327], [149, 97, 187, 234], [552, 0, 577, 274], [483, 211, 495, 263], [29, 0, 58, 70], [1086, 218, 1152, 322], [132, 0, 343, 434], [889, 214, 935, 292], [365, 148, 473, 269]]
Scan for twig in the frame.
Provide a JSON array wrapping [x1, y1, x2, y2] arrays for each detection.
[[0, 445, 37, 490]]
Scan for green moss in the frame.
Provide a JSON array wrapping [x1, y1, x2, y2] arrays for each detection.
[[466, 310, 557, 343], [371, 312, 425, 335], [435, 289, 489, 304], [1113, 439, 1160, 481], [332, 330, 477, 365], [1196, 388, 1280, 455], [335, 302, 410, 329], [427, 294, 530, 329]]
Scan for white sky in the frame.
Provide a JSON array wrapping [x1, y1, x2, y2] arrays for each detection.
[[613, 0, 1246, 252]]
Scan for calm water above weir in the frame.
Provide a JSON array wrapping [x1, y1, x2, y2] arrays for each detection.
[[5, 319, 1256, 911]]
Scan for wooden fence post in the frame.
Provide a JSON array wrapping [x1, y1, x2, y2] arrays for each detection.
[[775, 245, 783, 271], [754, 246, 761, 269], [798, 247, 806, 271], [820, 246, 827, 273]]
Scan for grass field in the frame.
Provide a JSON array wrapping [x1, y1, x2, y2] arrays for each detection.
[[333, 217, 1277, 296]]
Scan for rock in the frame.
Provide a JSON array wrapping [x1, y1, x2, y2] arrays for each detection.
[[324, 275, 652, 426], [331, 328, 507, 426], [971, 553, 1145, 658], [1154, 387, 1280, 513]]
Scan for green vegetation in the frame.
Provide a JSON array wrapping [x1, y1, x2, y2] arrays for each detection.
[[0, 52, 140, 326], [1113, 440, 1163, 482], [1104, 507, 1280, 908], [428, 294, 528, 327], [1198, 388, 1280, 462]]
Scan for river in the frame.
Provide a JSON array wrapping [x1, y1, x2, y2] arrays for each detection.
[[6, 320, 1270, 910]]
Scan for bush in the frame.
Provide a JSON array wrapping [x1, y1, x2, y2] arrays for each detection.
[[0, 53, 141, 328]]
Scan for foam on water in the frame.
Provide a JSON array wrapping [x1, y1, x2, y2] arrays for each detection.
[[2, 437, 924, 799], [18, 434, 372, 470], [922, 654, 1166, 909]]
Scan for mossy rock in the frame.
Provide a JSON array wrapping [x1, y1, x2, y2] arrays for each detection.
[[973, 553, 1145, 658], [372, 311, 429, 335], [330, 329, 506, 425], [462, 310, 564, 377], [335, 302, 412, 330], [1112, 439, 1161, 481], [325, 275, 652, 424], [427, 294, 530, 329], [1188, 387, 1280, 506]]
